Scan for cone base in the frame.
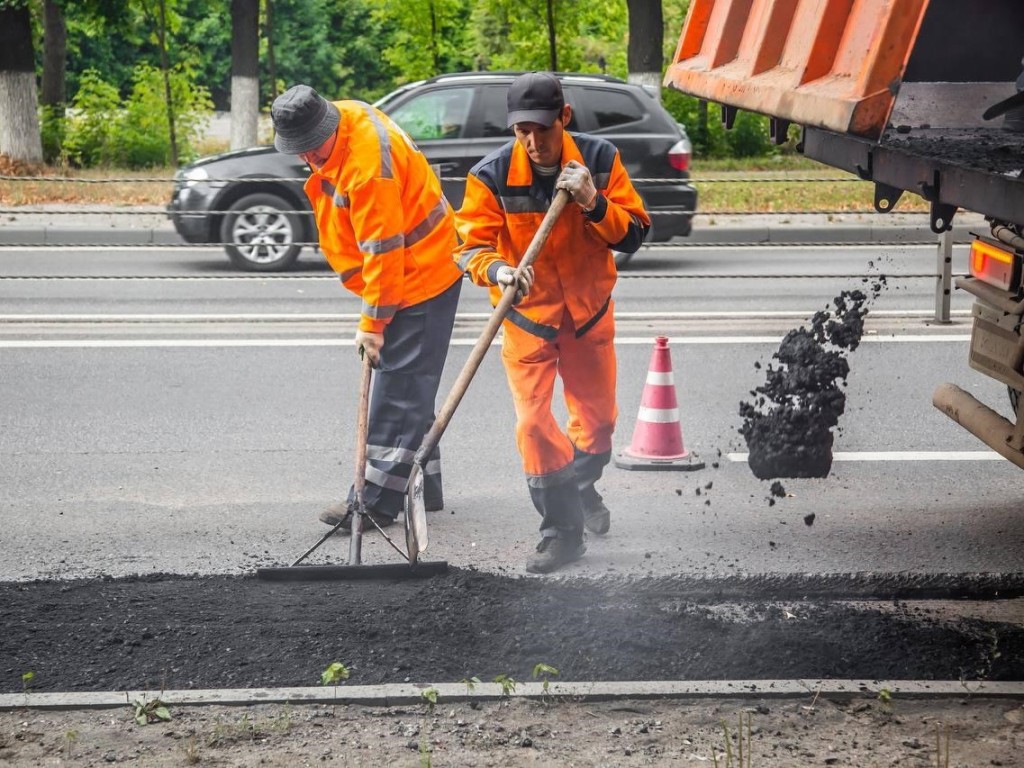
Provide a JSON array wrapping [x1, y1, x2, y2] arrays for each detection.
[[614, 450, 706, 472]]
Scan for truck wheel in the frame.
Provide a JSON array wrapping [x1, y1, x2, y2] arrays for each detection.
[[221, 193, 302, 272]]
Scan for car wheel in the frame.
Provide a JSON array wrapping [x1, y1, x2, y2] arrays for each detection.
[[613, 219, 656, 269], [221, 193, 302, 272]]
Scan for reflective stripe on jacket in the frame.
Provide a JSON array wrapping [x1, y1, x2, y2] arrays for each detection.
[[304, 101, 463, 333], [454, 131, 650, 338]]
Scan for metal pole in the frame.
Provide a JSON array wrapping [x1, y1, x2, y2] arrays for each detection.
[[934, 229, 953, 324]]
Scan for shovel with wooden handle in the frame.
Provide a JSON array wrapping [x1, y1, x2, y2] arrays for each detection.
[[404, 189, 571, 563]]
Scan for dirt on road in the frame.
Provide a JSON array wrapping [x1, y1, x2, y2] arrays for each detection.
[[2, 694, 1022, 767]]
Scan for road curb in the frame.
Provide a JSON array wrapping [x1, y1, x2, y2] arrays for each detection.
[[2, 680, 1021, 712]]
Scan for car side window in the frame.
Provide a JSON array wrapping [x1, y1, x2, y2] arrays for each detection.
[[589, 89, 645, 130], [478, 86, 513, 138], [388, 87, 474, 141]]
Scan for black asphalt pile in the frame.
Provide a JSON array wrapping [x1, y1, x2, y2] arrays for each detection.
[[2, 569, 1022, 694], [739, 289, 872, 479]]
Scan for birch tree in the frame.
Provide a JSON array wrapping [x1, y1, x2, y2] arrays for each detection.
[[231, 0, 259, 148], [0, 0, 44, 163]]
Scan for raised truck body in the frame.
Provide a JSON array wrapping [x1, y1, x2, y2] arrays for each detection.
[[665, 0, 1024, 469]]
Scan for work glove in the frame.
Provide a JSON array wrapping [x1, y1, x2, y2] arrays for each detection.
[[355, 329, 384, 368], [495, 264, 534, 305], [556, 160, 599, 211]]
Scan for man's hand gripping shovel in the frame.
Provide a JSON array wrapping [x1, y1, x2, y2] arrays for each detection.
[[404, 189, 571, 563]]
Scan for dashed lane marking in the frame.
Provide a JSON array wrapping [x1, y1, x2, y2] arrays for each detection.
[[729, 451, 1004, 462]]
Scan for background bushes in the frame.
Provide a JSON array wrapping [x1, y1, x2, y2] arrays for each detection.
[[51, 65, 212, 169]]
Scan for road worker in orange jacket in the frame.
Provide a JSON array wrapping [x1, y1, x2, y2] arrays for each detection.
[[454, 72, 650, 573], [271, 84, 463, 532]]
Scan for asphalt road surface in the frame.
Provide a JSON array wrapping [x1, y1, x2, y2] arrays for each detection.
[[2, 239, 1020, 582]]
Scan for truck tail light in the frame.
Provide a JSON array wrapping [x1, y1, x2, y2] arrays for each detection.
[[969, 239, 1021, 292], [667, 139, 691, 172]]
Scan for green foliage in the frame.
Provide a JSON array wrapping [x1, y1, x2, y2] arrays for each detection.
[[370, 0, 472, 82], [21, 670, 35, 691], [661, 89, 777, 160], [320, 661, 350, 687], [39, 105, 67, 164], [492, 673, 516, 696], [61, 65, 211, 168], [262, 0, 401, 105], [63, 69, 122, 167], [120, 64, 213, 167], [132, 697, 172, 726], [460, 676, 481, 693], [470, 0, 625, 74], [420, 686, 439, 710], [531, 663, 559, 695]]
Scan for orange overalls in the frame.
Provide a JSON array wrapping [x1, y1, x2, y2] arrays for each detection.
[[455, 131, 650, 538], [306, 101, 464, 516]]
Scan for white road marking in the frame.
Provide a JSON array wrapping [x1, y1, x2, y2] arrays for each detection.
[[728, 451, 1004, 462], [0, 333, 973, 349], [0, 309, 972, 322]]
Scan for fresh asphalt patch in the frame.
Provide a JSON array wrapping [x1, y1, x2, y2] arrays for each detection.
[[3, 569, 1022, 695]]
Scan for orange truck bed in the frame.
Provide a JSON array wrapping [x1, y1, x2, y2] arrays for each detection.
[[664, 0, 1024, 229], [664, 0, 929, 140]]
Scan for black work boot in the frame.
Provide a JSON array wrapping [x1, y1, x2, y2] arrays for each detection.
[[583, 500, 611, 535], [526, 535, 587, 574]]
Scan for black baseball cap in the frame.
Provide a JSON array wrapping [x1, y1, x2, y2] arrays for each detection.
[[506, 72, 564, 128], [271, 84, 340, 155]]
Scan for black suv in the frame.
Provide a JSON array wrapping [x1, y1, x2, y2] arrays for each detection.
[[168, 72, 696, 271]]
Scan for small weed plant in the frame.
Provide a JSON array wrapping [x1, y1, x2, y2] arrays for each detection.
[[712, 712, 753, 768], [132, 696, 172, 726], [418, 687, 441, 767], [320, 661, 350, 712], [493, 673, 517, 696], [532, 663, 560, 698], [21, 671, 34, 691]]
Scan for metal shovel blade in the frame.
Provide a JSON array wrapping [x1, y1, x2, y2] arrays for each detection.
[[404, 463, 429, 562]]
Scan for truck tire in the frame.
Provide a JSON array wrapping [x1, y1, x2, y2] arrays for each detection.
[[221, 193, 302, 272]]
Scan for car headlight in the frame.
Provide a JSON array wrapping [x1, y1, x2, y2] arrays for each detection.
[[181, 167, 210, 187]]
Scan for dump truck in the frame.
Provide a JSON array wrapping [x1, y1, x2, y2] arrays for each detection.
[[664, 0, 1024, 470]]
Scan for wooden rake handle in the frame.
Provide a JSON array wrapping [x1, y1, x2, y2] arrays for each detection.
[[413, 188, 571, 465]]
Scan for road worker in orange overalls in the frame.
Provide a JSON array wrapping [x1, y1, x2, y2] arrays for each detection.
[[454, 72, 650, 573], [271, 84, 463, 533]]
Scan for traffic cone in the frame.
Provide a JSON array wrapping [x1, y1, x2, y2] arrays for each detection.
[[614, 336, 704, 471]]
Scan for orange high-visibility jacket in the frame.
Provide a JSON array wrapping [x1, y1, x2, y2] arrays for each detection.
[[454, 131, 649, 339], [305, 101, 463, 333]]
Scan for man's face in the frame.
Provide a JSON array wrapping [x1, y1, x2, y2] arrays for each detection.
[[513, 105, 570, 167], [299, 132, 337, 169]]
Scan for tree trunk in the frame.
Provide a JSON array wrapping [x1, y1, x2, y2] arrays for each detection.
[[264, 0, 277, 103], [156, 0, 178, 166], [0, 4, 44, 164], [231, 0, 260, 149], [546, 0, 557, 72], [626, 0, 663, 100], [41, 0, 67, 109]]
